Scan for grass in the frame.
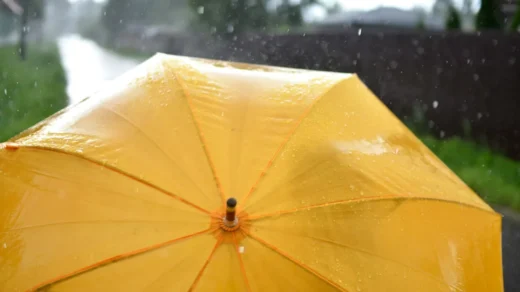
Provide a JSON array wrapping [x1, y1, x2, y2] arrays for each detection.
[[420, 135, 520, 210], [0, 44, 68, 142]]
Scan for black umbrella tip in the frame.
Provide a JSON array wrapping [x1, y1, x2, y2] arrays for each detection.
[[227, 197, 237, 208]]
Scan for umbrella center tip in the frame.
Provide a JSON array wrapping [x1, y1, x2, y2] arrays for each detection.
[[222, 197, 239, 231]]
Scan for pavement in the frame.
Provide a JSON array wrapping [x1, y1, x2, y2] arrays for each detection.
[[495, 206, 520, 292]]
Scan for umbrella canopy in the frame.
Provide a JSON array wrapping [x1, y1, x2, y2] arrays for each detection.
[[0, 54, 503, 291]]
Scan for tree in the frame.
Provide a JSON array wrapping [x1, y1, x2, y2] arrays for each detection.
[[510, 1, 520, 32], [188, 0, 323, 37], [101, 0, 192, 40], [188, 0, 270, 36], [475, 0, 501, 29], [445, 5, 462, 30]]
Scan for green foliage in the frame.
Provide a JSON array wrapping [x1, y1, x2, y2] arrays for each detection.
[[416, 16, 426, 30], [510, 2, 520, 32], [475, 0, 502, 30], [445, 5, 462, 30], [0, 45, 68, 141]]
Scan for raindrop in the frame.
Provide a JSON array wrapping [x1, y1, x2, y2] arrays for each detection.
[[119, 19, 123, 24], [440, 131, 445, 138], [2, 243, 6, 249], [389, 61, 398, 69], [509, 57, 516, 65], [473, 74, 479, 81], [432, 101, 439, 109], [227, 24, 234, 33], [481, 58, 486, 64], [238, 246, 245, 253], [477, 112, 483, 119], [416, 47, 424, 55], [358, 28, 362, 36], [3, 89, 6, 95], [197, 6, 205, 14], [492, 39, 498, 46]]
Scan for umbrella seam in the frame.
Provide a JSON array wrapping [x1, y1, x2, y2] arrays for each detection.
[[254, 230, 464, 291], [240, 77, 351, 206], [6, 145, 212, 215], [232, 231, 253, 292], [247, 196, 501, 221], [26, 227, 216, 292], [188, 236, 223, 291], [246, 232, 348, 292], [166, 65, 227, 205]]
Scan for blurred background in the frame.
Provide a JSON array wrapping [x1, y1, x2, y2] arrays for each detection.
[[1, 0, 519, 290]]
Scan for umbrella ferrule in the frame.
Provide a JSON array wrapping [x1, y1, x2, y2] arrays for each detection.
[[223, 198, 238, 227]]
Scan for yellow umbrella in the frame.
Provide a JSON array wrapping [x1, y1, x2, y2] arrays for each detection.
[[0, 54, 503, 291]]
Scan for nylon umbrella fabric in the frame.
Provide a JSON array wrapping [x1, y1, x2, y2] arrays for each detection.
[[0, 54, 503, 291]]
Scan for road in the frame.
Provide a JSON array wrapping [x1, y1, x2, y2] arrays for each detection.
[[57, 34, 141, 104]]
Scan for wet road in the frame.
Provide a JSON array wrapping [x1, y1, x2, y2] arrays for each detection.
[[57, 34, 140, 104]]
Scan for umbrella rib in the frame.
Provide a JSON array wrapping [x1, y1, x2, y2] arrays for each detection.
[[232, 232, 252, 292], [247, 195, 500, 221], [1, 220, 196, 233], [246, 232, 348, 292], [12, 145, 211, 215], [247, 195, 398, 220], [241, 78, 348, 206], [27, 228, 215, 292], [168, 68, 227, 204], [298, 234, 464, 291], [188, 236, 223, 291]]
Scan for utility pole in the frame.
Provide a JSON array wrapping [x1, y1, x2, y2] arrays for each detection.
[[19, 0, 29, 60]]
